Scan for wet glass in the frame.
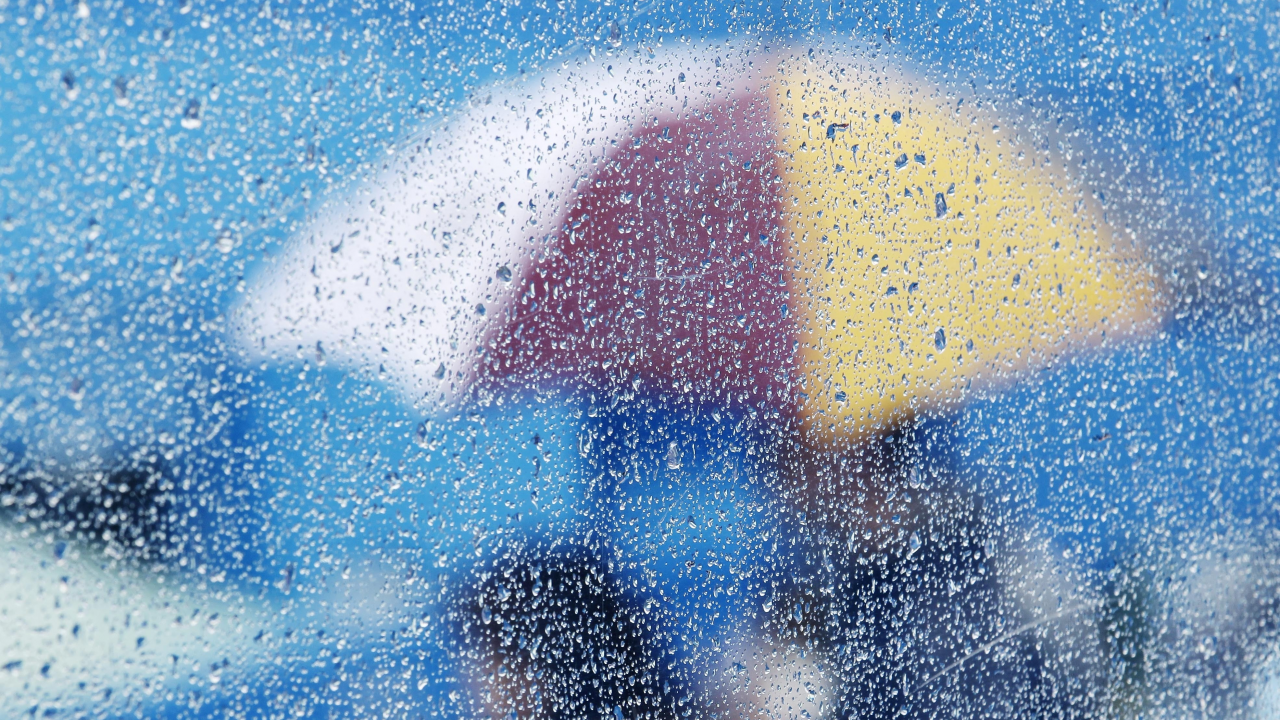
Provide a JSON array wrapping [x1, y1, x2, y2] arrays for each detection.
[[2, 1, 1278, 718]]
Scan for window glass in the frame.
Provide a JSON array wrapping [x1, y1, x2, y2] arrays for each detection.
[[2, 2, 1278, 717]]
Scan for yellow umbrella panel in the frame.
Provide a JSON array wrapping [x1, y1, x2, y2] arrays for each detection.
[[770, 57, 1164, 443]]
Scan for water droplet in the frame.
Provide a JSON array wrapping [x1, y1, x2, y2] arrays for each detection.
[[914, 153, 926, 165], [215, 234, 235, 254], [61, 71, 78, 100], [1012, 274, 1021, 289], [891, 110, 902, 124], [181, 99, 202, 129], [496, 265, 512, 282], [894, 153, 908, 169], [475, 303, 486, 316], [826, 123, 849, 140], [885, 286, 899, 297], [665, 441, 682, 470], [113, 76, 129, 106], [934, 328, 946, 351], [834, 390, 847, 402], [606, 20, 622, 47], [278, 563, 294, 593], [909, 531, 922, 553], [415, 421, 434, 448], [482, 606, 492, 624], [934, 192, 948, 218]]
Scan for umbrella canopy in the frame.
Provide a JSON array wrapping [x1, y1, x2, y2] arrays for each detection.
[[239, 46, 1164, 442]]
